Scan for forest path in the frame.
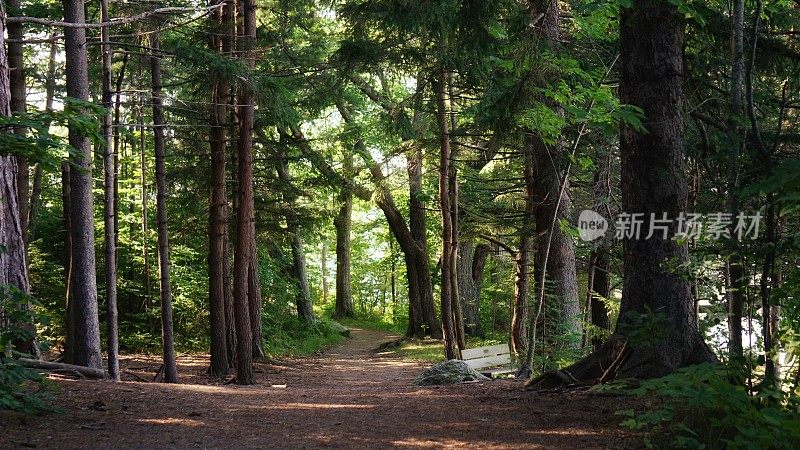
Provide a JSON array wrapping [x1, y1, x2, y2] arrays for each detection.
[[1, 327, 639, 449]]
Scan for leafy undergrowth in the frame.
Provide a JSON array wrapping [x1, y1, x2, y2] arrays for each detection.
[[597, 363, 800, 449], [263, 318, 345, 357]]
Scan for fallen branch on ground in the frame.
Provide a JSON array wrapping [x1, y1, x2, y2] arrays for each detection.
[[15, 358, 107, 379]]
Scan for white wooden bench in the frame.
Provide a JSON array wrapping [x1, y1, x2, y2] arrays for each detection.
[[461, 344, 514, 378]]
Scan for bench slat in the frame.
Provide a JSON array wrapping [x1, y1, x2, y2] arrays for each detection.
[[464, 354, 512, 370], [461, 344, 510, 360]]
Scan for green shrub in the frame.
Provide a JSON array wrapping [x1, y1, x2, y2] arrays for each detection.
[[614, 363, 800, 449], [0, 287, 58, 414]]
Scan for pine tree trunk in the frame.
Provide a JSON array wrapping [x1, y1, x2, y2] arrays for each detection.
[[725, 0, 746, 367], [101, 0, 120, 381], [207, 0, 231, 378], [588, 250, 610, 351], [62, 0, 103, 369], [436, 69, 460, 360], [320, 241, 329, 305], [528, 0, 580, 346], [232, 0, 257, 384], [6, 0, 28, 253], [150, 34, 178, 384], [0, 10, 32, 355], [61, 162, 75, 361], [139, 92, 151, 312], [511, 236, 530, 354], [334, 175, 354, 318], [112, 53, 128, 250], [276, 155, 315, 323], [529, 0, 716, 387]]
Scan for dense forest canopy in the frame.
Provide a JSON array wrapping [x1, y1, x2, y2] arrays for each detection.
[[1, 0, 800, 447]]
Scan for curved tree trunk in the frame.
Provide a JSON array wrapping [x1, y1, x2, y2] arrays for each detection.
[[529, 0, 716, 387], [276, 155, 315, 323]]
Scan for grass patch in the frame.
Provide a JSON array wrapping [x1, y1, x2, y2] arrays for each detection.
[[263, 318, 345, 358], [336, 316, 405, 334], [375, 339, 445, 362]]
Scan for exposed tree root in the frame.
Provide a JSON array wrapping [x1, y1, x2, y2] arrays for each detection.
[[525, 336, 716, 390]]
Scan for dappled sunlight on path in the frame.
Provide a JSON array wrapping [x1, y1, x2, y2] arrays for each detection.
[[0, 327, 640, 449]]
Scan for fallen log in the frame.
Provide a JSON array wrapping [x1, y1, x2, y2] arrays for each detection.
[[15, 358, 108, 379]]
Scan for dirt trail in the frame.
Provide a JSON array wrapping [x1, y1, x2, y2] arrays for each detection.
[[1, 328, 640, 449]]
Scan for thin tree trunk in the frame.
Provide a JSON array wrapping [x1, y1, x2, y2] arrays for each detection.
[[150, 35, 178, 383], [61, 162, 74, 361], [232, 0, 257, 384], [112, 53, 128, 249], [726, 0, 746, 366], [101, 0, 120, 381], [62, 0, 103, 369], [140, 91, 150, 311], [207, 0, 231, 378], [436, 69, 460, 360], [588, 250, 610, 351], [320, 241, 328, 305]]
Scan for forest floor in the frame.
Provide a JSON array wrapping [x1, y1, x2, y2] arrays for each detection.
[[1, 328, 642, 449]]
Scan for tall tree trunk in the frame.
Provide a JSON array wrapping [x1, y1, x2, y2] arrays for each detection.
[[725, 0, 746, 367], [0, 7, 32, 354], [232, 0, 257, 384], [435, 69, 460, 360], [512, 124, 538, 355], [7, 0, 28, 253], [406, 145, 440, 339], [207, 0, 231, 378], [528, 0, 580, 347], [139, 92, 151, 312], [587, 155, 612, 351], [112, 53, 128, 249], [529, 0, 716, 387], [333, 152, 354, 319], [62, 0, 103, 369], [150, 35, 178, 384], [101, 0, 120, 381]]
